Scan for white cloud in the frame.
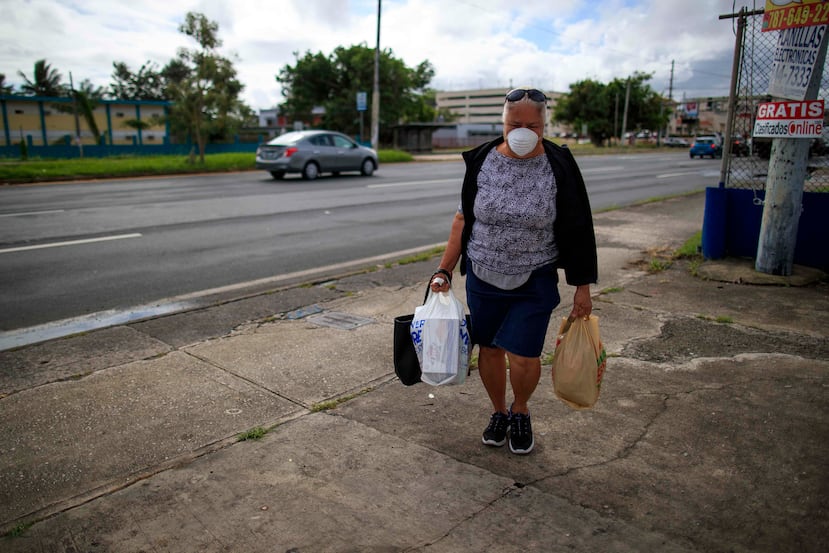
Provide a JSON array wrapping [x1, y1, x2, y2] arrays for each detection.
[[0, 0, 758, 109]]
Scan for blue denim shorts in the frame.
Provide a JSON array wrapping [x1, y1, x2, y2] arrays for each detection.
[[465, 261, 560, 358]]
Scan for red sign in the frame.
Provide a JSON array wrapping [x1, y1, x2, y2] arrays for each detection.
[[753, 99, 824, 137], [757, 99, 824, 119], [763, 0, 829, 32]]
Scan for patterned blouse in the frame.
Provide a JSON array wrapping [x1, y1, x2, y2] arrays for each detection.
[[466, 148, 559, 289]]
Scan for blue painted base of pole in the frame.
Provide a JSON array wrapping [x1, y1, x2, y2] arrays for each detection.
[[702, 186, 727, 260]]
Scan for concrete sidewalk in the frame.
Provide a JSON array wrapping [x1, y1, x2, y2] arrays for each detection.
[[1, 192, 828, 552]]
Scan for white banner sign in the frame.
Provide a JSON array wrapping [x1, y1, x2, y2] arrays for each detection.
[[753, 99, 824, 138], [768, 24, 827, 99]]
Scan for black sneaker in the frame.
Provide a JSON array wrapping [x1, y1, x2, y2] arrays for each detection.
[[482, 411, 510, 447], [508, 410, 534, 454]]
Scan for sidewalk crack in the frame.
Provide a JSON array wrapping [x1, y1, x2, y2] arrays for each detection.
[[182, 350, 309, 411], [402, 483, 518, 551]]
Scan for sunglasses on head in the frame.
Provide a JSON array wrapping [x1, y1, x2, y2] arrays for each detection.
[[505, 88, 547, 103]]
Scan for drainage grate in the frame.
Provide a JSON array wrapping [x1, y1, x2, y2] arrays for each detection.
[[307, 311, 375, 330]]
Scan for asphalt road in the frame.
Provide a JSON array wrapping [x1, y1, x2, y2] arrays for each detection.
[[0, 151, 720, 344]]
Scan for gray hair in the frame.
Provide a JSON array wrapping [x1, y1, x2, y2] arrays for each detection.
[[502, 95, 548, 125]]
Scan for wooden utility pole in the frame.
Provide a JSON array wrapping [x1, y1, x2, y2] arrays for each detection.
[[719, 9, 746, 186], [755, 26, 829, 275], [371, 0, 381, 150]]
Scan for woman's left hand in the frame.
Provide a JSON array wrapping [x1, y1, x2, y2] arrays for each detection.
[[570, 285, 592, 319]]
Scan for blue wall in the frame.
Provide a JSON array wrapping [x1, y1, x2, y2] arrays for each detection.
[[703, 186, 829, 271]]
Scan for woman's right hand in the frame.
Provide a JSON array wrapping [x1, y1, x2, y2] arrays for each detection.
[[430, 273, 451, 293]]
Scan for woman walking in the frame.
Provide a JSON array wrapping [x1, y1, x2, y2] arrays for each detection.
[[430, 88, 598, 454]]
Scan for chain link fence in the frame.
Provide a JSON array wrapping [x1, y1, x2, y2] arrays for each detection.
[[725, 12, 829, 192]]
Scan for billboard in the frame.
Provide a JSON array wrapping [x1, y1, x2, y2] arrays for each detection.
[[768, 24, 827, 99]]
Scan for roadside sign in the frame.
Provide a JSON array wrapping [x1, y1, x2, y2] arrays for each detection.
[[768, 24, 827, 99], [752, 99, 824, 138], [356, 91, 368, 112], [763, 0, 829, 32]]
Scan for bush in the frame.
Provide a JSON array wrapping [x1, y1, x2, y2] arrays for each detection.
[[378, 149, 414, 163]]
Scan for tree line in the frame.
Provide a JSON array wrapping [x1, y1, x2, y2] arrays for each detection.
[[553, 71, 671, 147], [275, 45, 452, 145], [1, 10, 669, 155]]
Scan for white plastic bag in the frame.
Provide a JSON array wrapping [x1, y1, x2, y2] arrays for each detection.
[[410, 289, 470, 386]]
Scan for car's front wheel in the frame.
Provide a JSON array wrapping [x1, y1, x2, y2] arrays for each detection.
[[270, 171, 285, 180], [302, 162, 320, 180], [361, 158, 376, 176]]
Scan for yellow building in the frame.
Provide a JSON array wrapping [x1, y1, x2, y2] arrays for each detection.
[[1, 94, 171, 147]]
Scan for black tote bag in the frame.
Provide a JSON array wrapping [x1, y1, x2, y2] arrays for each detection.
[[393, 283, 430, 386], [393, 312, 422, 385], [393, 283, 472, 386]]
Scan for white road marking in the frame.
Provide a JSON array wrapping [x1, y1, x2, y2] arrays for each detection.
[[367, 178, 458, 189], [656, 171, 698, 179], [0, 209, 65, 218], [581, 166, 625, 173], [0, 233, 142, 254]]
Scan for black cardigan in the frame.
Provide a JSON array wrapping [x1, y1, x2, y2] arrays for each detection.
[[459, 137, 598, 286]]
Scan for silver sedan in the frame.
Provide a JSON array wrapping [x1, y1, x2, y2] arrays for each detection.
[[255, 130, 378, 180]]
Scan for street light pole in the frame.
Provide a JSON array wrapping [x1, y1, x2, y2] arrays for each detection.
[[69, 71, 83, 158], [371, 0, 381, 150], [620, 77, 630, 145]]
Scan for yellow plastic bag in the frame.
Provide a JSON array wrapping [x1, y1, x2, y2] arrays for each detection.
[[551, 315, 607, 410]]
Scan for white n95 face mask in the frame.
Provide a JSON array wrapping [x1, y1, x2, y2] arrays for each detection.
[[506, 127, 539, 157]]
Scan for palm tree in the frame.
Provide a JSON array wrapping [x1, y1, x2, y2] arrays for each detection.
[[0, 73, 13, 94], [17, 59, 66, 96], [74, 79, 105, 142], [76, 78, 104, 100]]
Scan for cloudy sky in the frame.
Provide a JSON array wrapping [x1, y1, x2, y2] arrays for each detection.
[[1, 0, 764, 110]]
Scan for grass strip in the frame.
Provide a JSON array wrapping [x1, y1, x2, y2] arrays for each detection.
[[0, 149, 414, 184]]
